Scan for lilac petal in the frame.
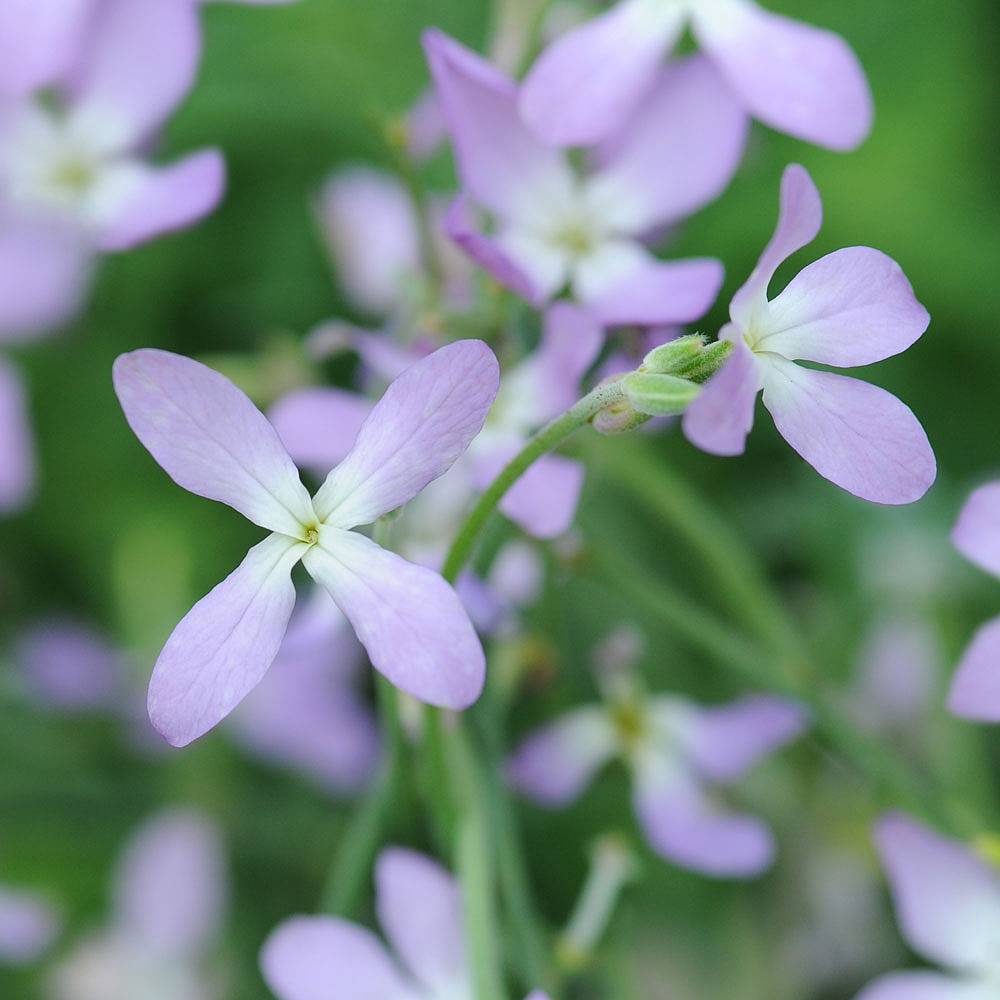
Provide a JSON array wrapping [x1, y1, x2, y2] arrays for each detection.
[[730, 164, 822, 329], [229, 592, 379, 794], [303, 528, 485, 710], [874, 812, 1000, 971], [407, 88, 447, 163], [444, 197, 551, 306], [0, 213, 91, 344], [97, 149, 226, 252], [581, 253, 724, 327], [856, 972, 995, 1000], [508, 707, 617, 806], [0, 359, 35, 512], [682, 334, 761, 457], [490, 542, 544, 609], [953, 482, 1000, 579], [761, 359, 936, 505], [519, 0, 686, 148], [113, 349, 316, 537], [947, 615, 1000, 722], [754, 247, 930, 367], [148, 533, 306, 747], [313, 340, 499, 529], [0, 886, 60, 965], [588, 57, 749, 233], [693, 3, 873, 152], [261, 916, 416, 1000], [269, 388, 373, 478], [0, 0, 91, 97], [69, 0, 201, 151], [668, 695, 808, 783], [536, 303, 605, 419], [423, 29, 573, 221], [15, 619, 120, 710], [318, 168, 421, 316], [113, 810, 226, 959], [633, 762, 775, 877], [376, 848, 467, 992], [474, 449, 584, 540]]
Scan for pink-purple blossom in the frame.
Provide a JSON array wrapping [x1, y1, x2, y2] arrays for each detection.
[[520, 0, 873, 151], [262, 846, 548, 1000], [683, 164, 935, 505], [0, 885, 60, 966], [424, 29, 747, 325], [49, 808, 227, 1000], [509, 689, 806, 876], [113, 341, 498, 746], [949, 482, 1000, 720], [855, 813, 1000, 1000]]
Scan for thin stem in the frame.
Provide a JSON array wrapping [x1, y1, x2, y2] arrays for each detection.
[[443, 380, 626, 583], [321, 675, 405, 916]]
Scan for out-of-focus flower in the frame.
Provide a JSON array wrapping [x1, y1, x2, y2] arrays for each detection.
[[0, 358, 35, 512], [683, 164, 935, 505], [949, 482, 1000, 720], [424, 30, 747, 326], [520, 0, 872, 151], [49, 809, 227, 1000], [316, 168, 473, 316], [113, 343, 497, 746], [0, 0, 224, 254], [15, 618, 123, 711], [509, 683, 806, 877], [262, 847, 549, 1000], [228, 588, 380, 795], [274, 304, 602, 543], [855, 813, 1000, 1000], [0, 885, 60, 965]]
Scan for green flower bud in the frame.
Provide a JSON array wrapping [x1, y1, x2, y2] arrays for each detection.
[[622, 372, 701, 417], [641, 334, 707, 374]]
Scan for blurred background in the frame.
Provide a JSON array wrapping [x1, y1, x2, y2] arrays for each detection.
[[2, 0, 999, 997]]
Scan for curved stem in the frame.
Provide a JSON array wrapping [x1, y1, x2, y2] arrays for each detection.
[[443, 380, 626, 583]]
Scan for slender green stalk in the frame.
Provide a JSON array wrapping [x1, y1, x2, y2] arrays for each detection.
[[321, 675, 405, 916], [443, 380, 626, 582]]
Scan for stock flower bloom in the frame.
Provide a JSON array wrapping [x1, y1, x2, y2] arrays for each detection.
[[0, 0, 225, 255], [0, 886, 60, 966], [262, 847, 549, 1000], [424, 30, 748, 326], [49, 809, 227, 1000], [229, 589, 380, 794], [949, 482, 1000, 720], [114, 342, 497, 746], [684, 164, 935, 505], [856, 813, 1000, 1000], [273, 304, 603, 542], [509, 691, 806, 876], [520, 0, 872, 151]]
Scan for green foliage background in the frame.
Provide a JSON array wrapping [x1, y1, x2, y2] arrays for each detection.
[[2, 0, 999, 997]]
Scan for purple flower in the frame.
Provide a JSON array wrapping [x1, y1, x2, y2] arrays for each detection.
[[949, 482, 1000, 721], [273, 304, 602, 544], [855, 813, 1000, 1000], [424, 30, 747, 326], [49, 808, 227, 1000], [14, 617, 123, 710], [520, 0, 872, 151], [683, 164, 935, 506], [262, 846, 548, 1000], [0, 0, 226, 253], [509, 690, 806, 876], [0, 886, 60, 966], [0, 357, 35, 512], [228, 588, 380, 795], [113, 342, 498, 746]]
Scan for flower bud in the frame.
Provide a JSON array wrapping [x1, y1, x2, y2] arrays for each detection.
[[642, 335, 733, 384], [622, 372, 701, 417]]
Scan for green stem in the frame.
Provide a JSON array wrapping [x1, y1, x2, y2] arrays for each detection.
[[443, 380, 626, 583], [321, 675, 405, 916]]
